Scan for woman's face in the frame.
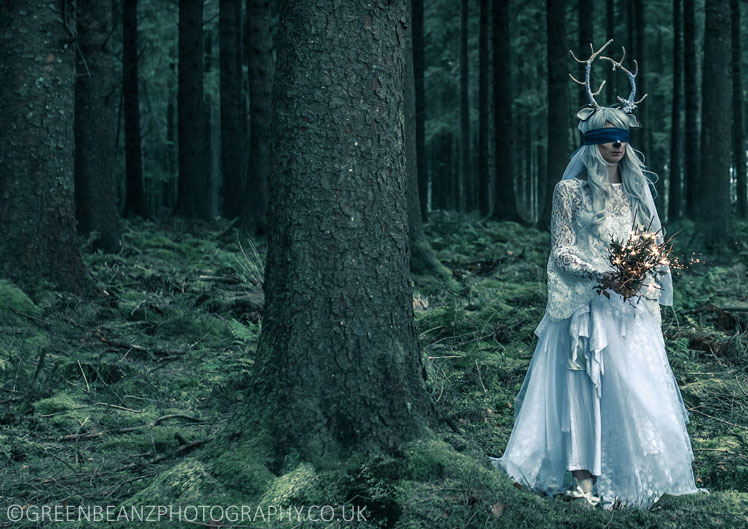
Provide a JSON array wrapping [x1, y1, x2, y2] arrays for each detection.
[[597, 122, 626, 164]]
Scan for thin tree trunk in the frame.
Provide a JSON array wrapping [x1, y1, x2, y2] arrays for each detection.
[[240, 0, 274, 234], [0, 1, 90, 294], [478, 0, 490, 216], [578, 0, 594, 109], [123, 0, 147, 218], [412, 0, 428, 221], [75, 0, 122, 252], [219, 0, 244, 220], [541, 0, 568, 230], [491, 0, 519, 221], [245, 0, 437, 467], [405, 0, 447, 278], [175, 0, 209, 219], [692, 0, 736, 250], [459, 0, 469, 213], [669, 0, 684, 220], [732, 0, 747, 218], [683, 0, 699, 217]]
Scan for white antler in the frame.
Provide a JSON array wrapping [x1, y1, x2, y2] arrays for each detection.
[[600, 46, 648, 113], [568, 39, 613, 109]]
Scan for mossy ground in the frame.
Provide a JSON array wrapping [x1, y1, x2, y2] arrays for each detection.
[[0, 215, 747, 528]]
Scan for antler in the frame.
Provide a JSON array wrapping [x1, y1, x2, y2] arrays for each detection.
[[568, 39, 613, 108], [600, 46, 648, 113]]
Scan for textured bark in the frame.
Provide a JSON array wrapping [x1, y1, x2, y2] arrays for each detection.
[[175, 0, 209, 219], [491, 0, 519, 221], [458, 0, 469, 212], [248, 0, 437, 466], [219, 0, 245, 219], [478, 0, 490, 216], [405, 0, 443, 277], [240, 0, 274, 234], [122, 0, 147, 218], [75, 0, 122, 252], [0, 1, 90, 295], [732, 0, 747, 218], [540, 0, 568, 229], [692, 0, 736, 249], [683, 0, 699, 218], [412, 0, 428, 220], [669, 0, 684, 220]]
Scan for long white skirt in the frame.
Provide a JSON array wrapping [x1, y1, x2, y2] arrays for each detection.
[[490, 291, 709, 509]]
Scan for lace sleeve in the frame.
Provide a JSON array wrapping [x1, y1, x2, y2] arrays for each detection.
[[550, 181, 602, 280]]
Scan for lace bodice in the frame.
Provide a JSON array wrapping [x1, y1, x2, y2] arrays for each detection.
[[546, 178, 661, 323]]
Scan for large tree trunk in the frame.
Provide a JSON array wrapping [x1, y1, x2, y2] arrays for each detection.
[[219, 0, 245, 220], [459, 0, 469, 213], [478, 0, 490, 216], [692, 0, 736, 250], [240, 0, 274, 234], [732, 0, 747, 218], [175, 0, 209, 219], [412, 0, 428, 220], [122, 0, 147, 218], [683, 0, 699, 218], [405, 0, 446, 278], [0, 1, 90, 295], [491, 0, 519, 221], [246, 0, 437, 467], [75, 0, 122, 252], [541, 0, 568, 230], [669, 0, 684, 221]]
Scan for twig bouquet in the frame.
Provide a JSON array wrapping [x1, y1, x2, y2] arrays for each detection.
[[595, 217, 679, 304]]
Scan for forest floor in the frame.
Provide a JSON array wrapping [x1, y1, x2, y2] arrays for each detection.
[[0, 215, 747, 528]]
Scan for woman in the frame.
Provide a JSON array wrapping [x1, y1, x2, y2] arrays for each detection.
[[489, 105, 709, 509]]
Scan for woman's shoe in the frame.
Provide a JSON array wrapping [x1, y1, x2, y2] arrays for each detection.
[[564, 477, 601, 507]]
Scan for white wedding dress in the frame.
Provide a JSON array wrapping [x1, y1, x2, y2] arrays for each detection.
[[490, 178, 709, 509]]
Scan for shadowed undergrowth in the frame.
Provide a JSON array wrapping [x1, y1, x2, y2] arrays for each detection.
[[0, 215, 746, 528]]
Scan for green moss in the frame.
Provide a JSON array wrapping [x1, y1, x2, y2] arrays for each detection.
[[0, 279, 41, 316], [259, 463, 320, 506]]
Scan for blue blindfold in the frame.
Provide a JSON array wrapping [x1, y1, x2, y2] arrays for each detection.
[[583, 127, 630, 145]]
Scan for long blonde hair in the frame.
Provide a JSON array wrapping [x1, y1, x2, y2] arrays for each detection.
[[577, 107, 658, 239]]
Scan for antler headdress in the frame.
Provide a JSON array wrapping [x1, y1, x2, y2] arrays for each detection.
[[569, 38, 646, 127]]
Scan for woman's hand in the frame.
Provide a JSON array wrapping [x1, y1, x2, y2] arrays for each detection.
[[600, 271, 623, 291]]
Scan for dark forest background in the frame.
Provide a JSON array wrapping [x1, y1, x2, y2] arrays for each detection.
[[0, 0, 747, 528]]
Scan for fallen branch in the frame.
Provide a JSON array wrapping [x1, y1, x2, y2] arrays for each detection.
[[56, 413, 205, 442]]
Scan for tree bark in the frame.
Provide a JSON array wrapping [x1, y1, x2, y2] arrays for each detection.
[[669, 0, 684, 220], [175, 0, 209, 219], [478, 0, 490, 216], [75, 0, 122, 252], [246, 0, 437, 467], [491, 0, 519, 221], [692, 0, 736, 250], [541, 0, 568, 230], [0, 1, 90, 295], [219, 0, 245, 220], [240, 0, 274, 234], [123, 0, 147, 218], [683, 0, 699, 218], [731, 0, 747, 218]]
